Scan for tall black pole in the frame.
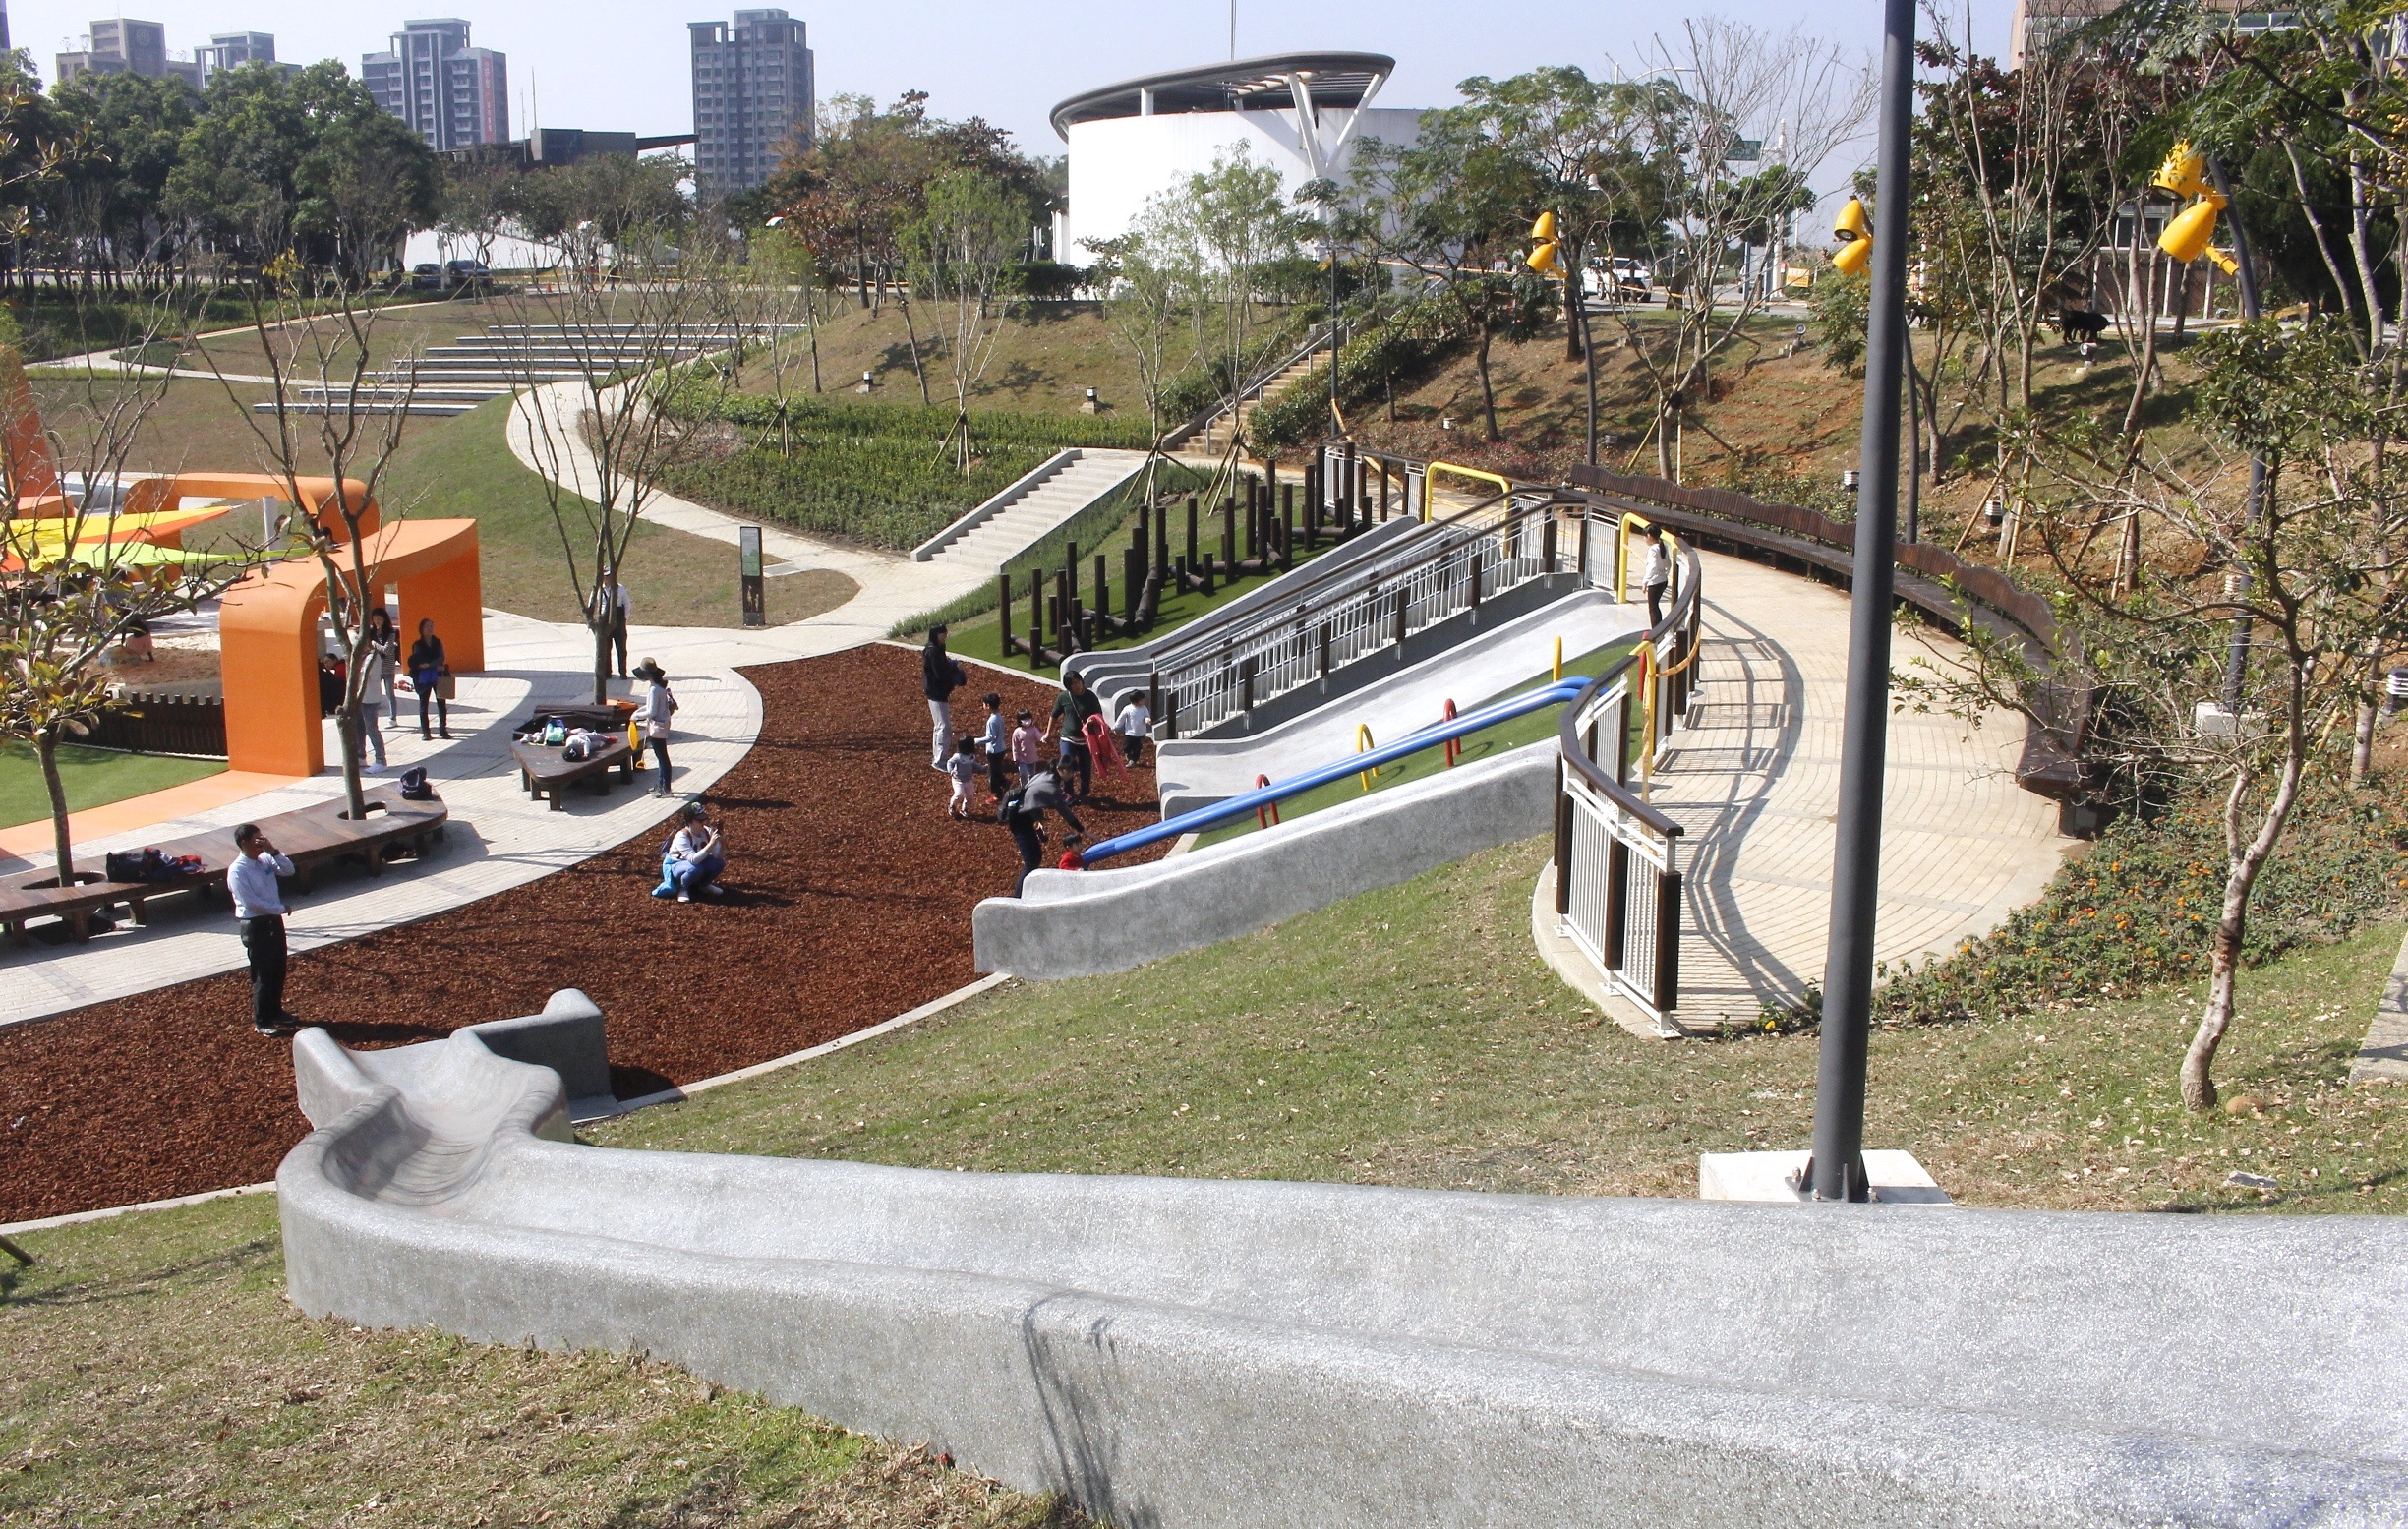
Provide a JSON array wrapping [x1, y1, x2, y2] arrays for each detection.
[[1806, 0, 1914, 1204], [2206, 159, 2262, 712]]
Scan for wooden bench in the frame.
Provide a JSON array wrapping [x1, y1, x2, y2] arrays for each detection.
[[511, 705, 641, 810], [1, 784, 449, 946]]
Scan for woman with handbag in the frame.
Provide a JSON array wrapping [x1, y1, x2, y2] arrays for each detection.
[[407, 617, 452, 740], [631, 658, 677, 796]]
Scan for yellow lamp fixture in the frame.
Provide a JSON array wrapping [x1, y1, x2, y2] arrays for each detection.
[[1526, 209, 1560, 275], [1831, 196, 1872, 276], [2151, 140, 2241, 275]]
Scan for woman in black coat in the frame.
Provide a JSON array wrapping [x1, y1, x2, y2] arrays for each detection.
[[407, 618, 451, 739]]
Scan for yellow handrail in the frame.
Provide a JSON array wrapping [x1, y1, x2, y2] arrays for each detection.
[[1552, 635, 1563, 682], [1423, 460, 1512, 521], [1615, 511, 1675, 604], [1357, 723, 1378, 791]]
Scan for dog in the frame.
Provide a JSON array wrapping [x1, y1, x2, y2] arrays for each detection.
[[2057, 307, 2111, 344]]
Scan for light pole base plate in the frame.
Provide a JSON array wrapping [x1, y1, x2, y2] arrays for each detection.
[[1698, 1148, 1952, 1206]]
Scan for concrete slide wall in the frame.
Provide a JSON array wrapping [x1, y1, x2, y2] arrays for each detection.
[[280, 1010, 2408, 1527], [973, 740, 1558, 981]]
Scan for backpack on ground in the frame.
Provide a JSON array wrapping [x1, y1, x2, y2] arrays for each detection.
[[397, 766, 434, 800]]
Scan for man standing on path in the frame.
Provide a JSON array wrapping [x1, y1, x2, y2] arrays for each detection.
[[230, 823, 300, 1037], [1003, 765, 1085, 896], [922, 624, 966, 770], [592, 567, 632, 679]]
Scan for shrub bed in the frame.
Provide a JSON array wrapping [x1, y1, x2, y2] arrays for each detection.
[[1870, 772, 2408, 1026]]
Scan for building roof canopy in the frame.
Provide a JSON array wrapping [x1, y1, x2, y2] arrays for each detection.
[[1050, 51, 1395, 139]]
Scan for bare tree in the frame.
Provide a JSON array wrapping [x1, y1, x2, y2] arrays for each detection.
[[2, 299, 262, 879], [906, 168, 1031, 475], [505, 231, 734, 704], [195, 262, 424, 820]]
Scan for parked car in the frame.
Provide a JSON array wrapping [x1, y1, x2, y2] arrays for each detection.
[[444, 258, 491, 286], [410, 263, 443, 290]]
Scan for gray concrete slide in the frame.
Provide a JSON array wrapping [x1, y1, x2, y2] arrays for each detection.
[[976, 741, 1557, 980], [280, 1007, 2408, 1527], [1152, 586, 1643, 816]]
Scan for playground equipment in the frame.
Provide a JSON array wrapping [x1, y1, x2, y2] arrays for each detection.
[[220, 516, 484, 776]]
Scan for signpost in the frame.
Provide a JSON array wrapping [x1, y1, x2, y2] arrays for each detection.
[[739, 524, 765, 627]]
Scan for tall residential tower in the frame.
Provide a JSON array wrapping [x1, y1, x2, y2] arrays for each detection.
[[689, 9, 813, 194], [364, 19, 508, 151]]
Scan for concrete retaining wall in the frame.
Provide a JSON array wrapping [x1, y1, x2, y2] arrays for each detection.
[[973, 741, 1558, 980], [280, 1016, 2408, 1527]]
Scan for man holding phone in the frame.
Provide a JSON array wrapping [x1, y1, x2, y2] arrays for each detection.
[[229, 823, 300, 1036]]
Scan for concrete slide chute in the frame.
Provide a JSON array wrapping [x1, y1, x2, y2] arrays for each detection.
[[280, 998, 2408, 1527]]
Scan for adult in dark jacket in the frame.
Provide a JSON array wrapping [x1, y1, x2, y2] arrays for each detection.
[[407, 619, 451, 739], [921, 624, 967, 770], [1004, 766, 1085, 896], [1047, 671, 1104, 799]]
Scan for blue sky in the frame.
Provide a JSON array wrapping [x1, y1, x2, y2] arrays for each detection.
[[12, 2, 2009, 164]]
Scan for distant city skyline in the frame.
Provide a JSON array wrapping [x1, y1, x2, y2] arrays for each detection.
[[7, 2, 2014, 175]]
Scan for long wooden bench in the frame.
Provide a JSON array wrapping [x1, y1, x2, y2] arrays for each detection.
[[510, 705, 641, 810], [1, 784, 448, 946]]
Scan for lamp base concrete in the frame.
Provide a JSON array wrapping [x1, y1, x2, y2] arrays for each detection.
[[1698, 1148, 1953, 1206]]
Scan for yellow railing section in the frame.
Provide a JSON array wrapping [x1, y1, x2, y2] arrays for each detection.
[[1357, 724, 1379, 791], [1615, 511, 1678, 604], [1421, 460, 1513, 521]]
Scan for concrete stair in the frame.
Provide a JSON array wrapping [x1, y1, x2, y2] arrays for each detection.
[[1189, 352, 1324, 457], [917, 450, 1147, 571]]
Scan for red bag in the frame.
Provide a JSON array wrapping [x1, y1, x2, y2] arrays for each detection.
[[1083, 713, 1125, 776]]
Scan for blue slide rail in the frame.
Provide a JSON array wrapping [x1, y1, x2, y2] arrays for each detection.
[[1076, 676, 1592, 867]]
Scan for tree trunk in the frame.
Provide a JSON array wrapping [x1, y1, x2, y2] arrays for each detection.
[[2181, 751, 2306, 1110], [1562, 239, 1585, 362], [37, 728, 74, 891], [899, 297, 931, 406], [1474, 322, 1500, 441]]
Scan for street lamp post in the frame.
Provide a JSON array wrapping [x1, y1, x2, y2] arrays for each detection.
[[1804, 0, 1915, 1204]]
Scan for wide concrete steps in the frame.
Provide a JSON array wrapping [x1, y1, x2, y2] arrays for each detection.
[[917, 451, 1146, 570]]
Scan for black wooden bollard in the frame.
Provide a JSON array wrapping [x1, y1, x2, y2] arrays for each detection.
[[1065, 541, 1081, 614], [999, 572, 1016, 657], [1093, 554, 1109, 631], [1185, 496, 1200, 573], [1028, 566, 1045, 657]]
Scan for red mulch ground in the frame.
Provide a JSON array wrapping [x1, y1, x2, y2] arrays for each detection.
[[0, 646, 1166, 1223]]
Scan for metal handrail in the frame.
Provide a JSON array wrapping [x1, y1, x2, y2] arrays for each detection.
[[1556, 541, 1705, 838], [1079, 676, 1593, 866]]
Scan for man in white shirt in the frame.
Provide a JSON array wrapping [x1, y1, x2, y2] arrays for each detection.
[[229, 823, 300, 1036]]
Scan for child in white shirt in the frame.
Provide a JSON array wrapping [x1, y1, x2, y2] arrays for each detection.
[[1113, 696, 1153, 768], [946, 735, 980, 819]]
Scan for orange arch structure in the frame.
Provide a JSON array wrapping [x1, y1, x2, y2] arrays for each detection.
[[220, 518, 484, 776]]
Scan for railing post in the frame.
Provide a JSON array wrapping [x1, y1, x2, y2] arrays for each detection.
[[1578, 510, 1593, 584], [1148, 671, 1161, 727], [1654, 861, 1683, 1015], [1240, 655, 1256, 715], [1392, 586, 1408, 651], [1163, 689, 1178, 740], [1318, 622, 1332, 690], [1553, 762, 1573, 916], [1380, 461, 1391, 521], [1468, 550, 1483, 617], [1604, 838, 1629, 970], [1542, 516, 1557, 574]]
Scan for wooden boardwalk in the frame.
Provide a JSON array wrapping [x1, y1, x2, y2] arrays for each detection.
[[1609, 551, 2069, 1031]]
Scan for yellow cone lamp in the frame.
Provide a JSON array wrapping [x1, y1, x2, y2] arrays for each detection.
[[2151, 141, 2241, 275], [1526, 210, 1560, 275], [1831, 197, 1872, 276]]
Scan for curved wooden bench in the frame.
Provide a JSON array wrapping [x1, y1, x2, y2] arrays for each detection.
[[0, 784, 448, 945], [509, 705, 641, 810]]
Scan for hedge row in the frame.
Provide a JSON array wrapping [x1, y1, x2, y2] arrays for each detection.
[[678, 388, 1157, 452], [662, 435, 1056, 551], [1249, 322, 1453, 450]]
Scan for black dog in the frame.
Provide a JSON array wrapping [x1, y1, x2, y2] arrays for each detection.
[[2057, 307, 2111, 344]]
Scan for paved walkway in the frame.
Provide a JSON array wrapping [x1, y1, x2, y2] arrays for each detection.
[[0, 387, 1002, 1027], [1585, 551, 2070, 1030]]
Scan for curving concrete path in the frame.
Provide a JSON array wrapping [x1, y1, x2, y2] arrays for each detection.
[[280, 1004, 2408, 1528]]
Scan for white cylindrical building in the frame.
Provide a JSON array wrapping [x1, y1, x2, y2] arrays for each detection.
[[1051, 52, 1423, 260]]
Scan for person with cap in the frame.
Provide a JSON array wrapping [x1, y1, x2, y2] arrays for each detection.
[[229, 822, 300, 1036], [652, 799, 726, 903], [631, 658, 678, 795], [921, 623, 967, 770], [1001, 764, 1086, 896], [592, 567, 631, 679]]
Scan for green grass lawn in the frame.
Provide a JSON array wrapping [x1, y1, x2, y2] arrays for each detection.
[[1191, 639, 1637, 847], [324, 396, 857, 628], [592, 836, 2408, 1215], [0, 1195, 1078, 1528], [0, 742, 224, 831]]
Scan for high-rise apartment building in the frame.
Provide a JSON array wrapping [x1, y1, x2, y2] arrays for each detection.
[[56, 19, 280, 88], [689, 9, 814, 194], [364, 19, 508, 152]]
